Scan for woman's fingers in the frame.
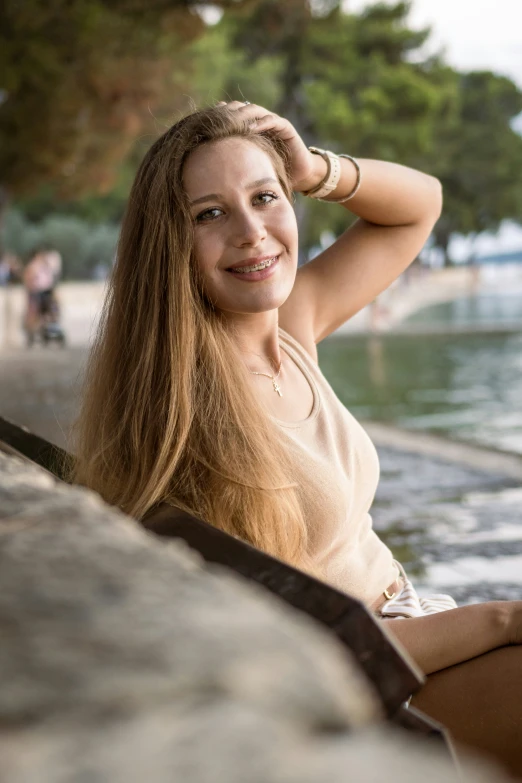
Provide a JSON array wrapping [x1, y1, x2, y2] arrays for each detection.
[[216, 101, 280, 132], [217, 102, 285, 132], [216, 100, 268, 118], [213, 100, 315, 190], [216, 100, 252, 109]]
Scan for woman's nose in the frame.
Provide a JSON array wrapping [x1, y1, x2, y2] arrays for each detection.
[[231, 210, 267, 246]]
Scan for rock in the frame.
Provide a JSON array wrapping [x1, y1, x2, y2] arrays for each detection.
[[0, 452, 511, 782], [0, 710, 507, 783], [0, 452, 377, 728]]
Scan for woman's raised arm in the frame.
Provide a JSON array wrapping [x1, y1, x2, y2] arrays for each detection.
[[287, 155, 443, 343], [214, 103, 443, 344]]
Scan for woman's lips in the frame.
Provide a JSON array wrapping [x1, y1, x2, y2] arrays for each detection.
[[226, 255, 280, 282]]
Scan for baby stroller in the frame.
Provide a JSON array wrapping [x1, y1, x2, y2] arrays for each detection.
[[26, 289, 66, 347]]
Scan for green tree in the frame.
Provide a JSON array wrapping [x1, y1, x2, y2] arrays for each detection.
[[189, 2, 522, 264], [209, 1, 456, 253], [6, 0, 521, 269], [0, 0, 254, 215], [427, 70, 522, 264], [186, 15, 285, 110], [297, 2, 455, 249]]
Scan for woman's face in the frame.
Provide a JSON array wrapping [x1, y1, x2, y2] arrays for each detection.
[[183, 137, 298, 316]]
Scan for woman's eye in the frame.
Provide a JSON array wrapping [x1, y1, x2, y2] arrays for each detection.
[[195, 207, 223, 223], [195, 192, 279, 223], [254, 191, 279, 205]]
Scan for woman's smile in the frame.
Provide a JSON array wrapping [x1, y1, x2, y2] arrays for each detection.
[[225, 253, 280, 281]]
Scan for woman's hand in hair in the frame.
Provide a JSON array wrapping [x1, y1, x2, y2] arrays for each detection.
[[216, 100, 324, 194]]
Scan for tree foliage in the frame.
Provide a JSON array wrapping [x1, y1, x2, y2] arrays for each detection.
[[193, 0, 522, 262], [3, 0, 522, 267], [0, 0, 249, 206], [212, 1, 457, 250], [427, 71, 522, 263]]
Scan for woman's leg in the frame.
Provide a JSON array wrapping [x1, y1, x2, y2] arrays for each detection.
[[411, 645, 522, 779]]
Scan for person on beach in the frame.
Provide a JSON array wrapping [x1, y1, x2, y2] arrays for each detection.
[[72, 102, 522, 776]]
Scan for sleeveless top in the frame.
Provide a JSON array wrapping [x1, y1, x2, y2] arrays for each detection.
[[275, 327, 398, 606]]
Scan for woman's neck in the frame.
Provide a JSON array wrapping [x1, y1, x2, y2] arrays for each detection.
[[224, 310, 282, 373]]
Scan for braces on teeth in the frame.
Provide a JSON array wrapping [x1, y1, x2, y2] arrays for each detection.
[[232, 257, 276, 274]]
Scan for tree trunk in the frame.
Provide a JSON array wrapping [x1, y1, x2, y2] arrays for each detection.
[[274, 3, 314, 261], [432, 223, 453, 267], [0, 185, 9, 236]]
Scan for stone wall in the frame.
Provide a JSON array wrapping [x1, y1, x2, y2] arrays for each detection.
[[0, 452, 510, 782]]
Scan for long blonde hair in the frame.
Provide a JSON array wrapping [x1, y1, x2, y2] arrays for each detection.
[[72, 106, 316, 574]]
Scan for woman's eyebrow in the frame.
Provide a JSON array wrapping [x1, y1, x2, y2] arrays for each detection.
[[189, 177, 279, 206]]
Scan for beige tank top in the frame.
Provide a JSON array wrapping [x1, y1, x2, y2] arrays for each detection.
[[275, 327, 398, 606]]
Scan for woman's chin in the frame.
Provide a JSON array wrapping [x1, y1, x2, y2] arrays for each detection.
[[211, 281, 295, 316], [231, 289, 293, 314]]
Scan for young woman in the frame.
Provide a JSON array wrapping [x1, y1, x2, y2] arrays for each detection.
[[73, 102, 522, 776]]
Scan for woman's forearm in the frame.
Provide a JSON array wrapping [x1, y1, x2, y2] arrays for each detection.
[[301, 153, 442, 226], [383, 601, 516, 675]]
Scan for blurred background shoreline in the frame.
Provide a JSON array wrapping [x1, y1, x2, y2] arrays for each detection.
[[2, 262, 522, 349]]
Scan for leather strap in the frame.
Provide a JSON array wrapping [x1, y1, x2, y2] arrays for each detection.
[[304, 147, 342, 199]]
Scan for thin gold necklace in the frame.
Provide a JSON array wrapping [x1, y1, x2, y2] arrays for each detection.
[[250, 359, 283, 397]]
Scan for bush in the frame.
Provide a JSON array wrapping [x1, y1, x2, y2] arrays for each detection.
[[1, 209, 120, 280]]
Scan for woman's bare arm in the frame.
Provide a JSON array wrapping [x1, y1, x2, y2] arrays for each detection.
[[383, 601, 522, 675], [280, 156, 442, 344]]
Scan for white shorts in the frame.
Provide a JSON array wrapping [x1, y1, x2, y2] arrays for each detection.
[[378, 562, 457, 619]]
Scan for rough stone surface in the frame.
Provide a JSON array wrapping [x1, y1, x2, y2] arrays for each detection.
[[0, 716, 509, 783], [0, 453, 375, 728], [0, 452, 512, 782]]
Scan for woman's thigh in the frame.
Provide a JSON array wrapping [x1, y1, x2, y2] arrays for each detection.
[[411, 645, 522, 779]]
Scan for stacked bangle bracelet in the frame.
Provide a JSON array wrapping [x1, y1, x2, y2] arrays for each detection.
[[303, 147, 361, 203]]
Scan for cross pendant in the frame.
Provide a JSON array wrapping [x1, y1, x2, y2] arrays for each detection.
[[273, 380, 283, 397]]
